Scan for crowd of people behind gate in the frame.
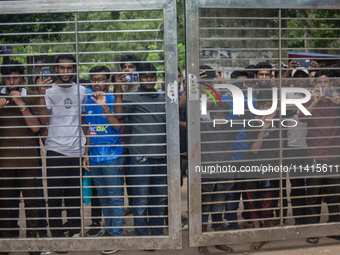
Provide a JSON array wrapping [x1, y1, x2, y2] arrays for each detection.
[[0, 54, 167, 255], [1, 54, 340, 255], [195, 60, 340, 253]]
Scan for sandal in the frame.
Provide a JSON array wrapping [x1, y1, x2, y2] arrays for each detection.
[[306, 237, 318, 244]]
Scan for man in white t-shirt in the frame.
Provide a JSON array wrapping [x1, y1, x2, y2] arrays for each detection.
[[285, 67, 310, 226], [44, 54, 87, 239]]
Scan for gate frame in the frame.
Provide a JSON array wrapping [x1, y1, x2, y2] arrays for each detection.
[[185, 0, 340, 248], [0, 0, 181, 251]]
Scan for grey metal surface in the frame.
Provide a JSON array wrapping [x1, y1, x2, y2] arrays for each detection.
[[194, 222, 340, 246], [185, 0, 203, 248], [0, 0, 169, 15], [0, 0, 181, 252], [197, 0, 340, 9], [186, 0, 340, 248]]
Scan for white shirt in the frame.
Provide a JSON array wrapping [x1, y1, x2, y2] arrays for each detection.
[[45, 83, 87, 156], [286, 92, 308, 147]]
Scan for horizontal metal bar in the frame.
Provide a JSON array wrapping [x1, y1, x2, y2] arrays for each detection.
[[199, 17, 276, 20], [0, 52, 76, 57], [79, 50, 164, 54], [0, 21, 74, 26], [0, 31, 75, 36], [77, 18, 163, 23], [78, 29, 160, 34], [200, 27, 340, 31], [199, 27, 279, 30], [0, 42, 75, 47], [200, 37, 279, 41], [197, 0, 340, 9], [282, 17, 340, 20], [78, 39, 164, 45], [80, 60, 164, 65]]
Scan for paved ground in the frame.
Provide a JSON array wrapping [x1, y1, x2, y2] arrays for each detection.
[[8, 177, 340, 255]]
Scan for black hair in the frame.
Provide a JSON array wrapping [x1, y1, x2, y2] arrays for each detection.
[[257, 90, 274, 104], [111, 73, 116, 83], [255, 62, 272, 75], [139, 63, 157, 73], [230, 70, 249, 79], [315, 70, 330, 78], [209, 103, 231, 118], [292, 70, 309, 78], [89, 66, 111, 80], [1, 60, 25, 76], [330, 63, 340, 77], [55, 54, 76, 65], [245, 64, 256, 79], [199, 65, 212, 70], [120, 54, 141, 70]]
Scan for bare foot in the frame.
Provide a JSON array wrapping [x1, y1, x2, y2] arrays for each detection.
[[198, 246, 210, 254], [215, 245, 233, 253], [249, 241, 269, 250]]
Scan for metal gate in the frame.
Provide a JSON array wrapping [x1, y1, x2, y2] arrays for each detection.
[[186, 0, 340, 248], [0, 0, 181, 252]]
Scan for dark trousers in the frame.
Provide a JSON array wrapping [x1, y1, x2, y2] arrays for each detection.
[[0, 168, 39, 238], [46, 151, 81, 237], [285, 147, 308, 225], [91, 180, 102, 223], [290, 178, 308, 225], [272, 179, 288, 219], [305, 158, 340, 224], [10, 168, 48, 237]]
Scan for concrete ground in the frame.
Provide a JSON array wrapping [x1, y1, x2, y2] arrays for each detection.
[[9, 177, 340, 255]]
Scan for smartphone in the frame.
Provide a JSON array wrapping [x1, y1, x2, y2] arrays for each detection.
[[123, 73, 139, 83], [1, 45, 13, 54], [201, 70, 216, 79], [319, 87, 335, 97], [41, 67, 51, 81], [294, 59, 311, 68]]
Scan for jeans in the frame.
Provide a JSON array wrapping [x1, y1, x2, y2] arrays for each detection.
[[224, 183, 240, 229], [91, 157, 124, 236], [202, 188, 225, 229], [90, 181, 102, 223], [130, 156, 167, 236]]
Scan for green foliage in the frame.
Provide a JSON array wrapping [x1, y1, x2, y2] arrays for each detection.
[[1, 3, 186, 75], [0, 13, 73, 44], [287, 9, 340, 54], [177, 43, 185, 71]]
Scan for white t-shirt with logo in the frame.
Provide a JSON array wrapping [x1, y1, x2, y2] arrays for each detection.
[[45, 83, 87, 156]]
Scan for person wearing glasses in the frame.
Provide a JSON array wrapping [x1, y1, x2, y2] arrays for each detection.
[[83, 65, 123, 255]]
